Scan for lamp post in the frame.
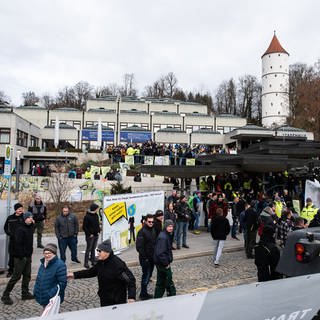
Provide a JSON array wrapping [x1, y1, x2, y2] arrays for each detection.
[[150, 112, 155, 141], [116, 95, 121, 146], [180, 113, 186, 131], [16, 149, 21, 197]]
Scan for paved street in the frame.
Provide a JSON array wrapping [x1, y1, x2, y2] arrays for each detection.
[[0, 249, 257, 320]]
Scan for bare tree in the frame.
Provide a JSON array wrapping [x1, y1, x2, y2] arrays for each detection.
[[22, 91, 39, 106], [121, 73, 137, 97], [95, 86, 114, 98], [0, 90, 10, 105], [237, 75, 261, 121], [41, 93, 56, 109], [215, 79, 236, 114], [165, 72, 178, 98], [73, 81, 93, 110], [48, 165, 74, 213]]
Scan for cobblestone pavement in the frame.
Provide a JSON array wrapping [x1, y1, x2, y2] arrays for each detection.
[[0, 250, 257, 320]]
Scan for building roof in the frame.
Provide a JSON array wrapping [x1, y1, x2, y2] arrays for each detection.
[[262, 33, 289, 58], [276, 125, 305, 132], [44, 123, 77, 129]]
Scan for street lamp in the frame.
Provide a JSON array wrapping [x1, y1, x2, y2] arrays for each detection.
[[116, 95, 121, 146], [16, 149, 21, 197], [150, 112, 155, 141], [180, 113, 186, 131]]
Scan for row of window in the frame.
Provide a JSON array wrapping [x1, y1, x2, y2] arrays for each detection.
[[0, 129, 39, 147]]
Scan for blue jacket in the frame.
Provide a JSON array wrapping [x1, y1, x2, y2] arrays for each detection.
[[33, 255, 67, 306], [153, 231, 173, 267]]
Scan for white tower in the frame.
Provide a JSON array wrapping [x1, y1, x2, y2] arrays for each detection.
[[261, 33, 289, 128]]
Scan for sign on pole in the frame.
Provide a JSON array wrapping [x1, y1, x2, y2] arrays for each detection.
[[3, 145, 12, 179]]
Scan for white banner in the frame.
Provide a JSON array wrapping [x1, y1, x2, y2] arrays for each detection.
[[102, 191, 164, 250], [305, 179, 320, 208]]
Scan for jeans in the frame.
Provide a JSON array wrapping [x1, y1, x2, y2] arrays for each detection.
[[34, 220, 44, 246], [154, 265, 176, 298], [176, 221, 188, 246], [84, 235, 99, 266], [212, 240, 225, 264], [193, 211, 200, 230], [3, 257, 31, 296], [139, 258, 154, 297], [58, 236, 78, 262], [231, 217, 238, 238]]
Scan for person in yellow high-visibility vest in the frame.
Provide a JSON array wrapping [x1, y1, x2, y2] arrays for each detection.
[[273, 196, 283, 218], [300, 197, 318, 223]]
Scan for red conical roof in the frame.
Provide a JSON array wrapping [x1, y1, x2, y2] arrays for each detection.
[[262, 33, 289, 58]]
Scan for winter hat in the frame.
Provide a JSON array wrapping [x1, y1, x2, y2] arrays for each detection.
[[98, 239, 112, 253], [43, 243, 57, 255], [14, 203, 23, 211], [306, 197, 312, 203], [263, 206, 273, 215], [90, 203, 99, 212], [23, 211, 33, 220], [155, 210, 164, 217], [164, 219, 174, 229], [274, 196, 281, 202]]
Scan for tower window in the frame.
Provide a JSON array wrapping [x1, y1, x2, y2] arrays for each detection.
[[278, 111, 280, 115], [278, 54, 280, 56], [280, 65, 282, 68], [275, 74, 277, 77], [280, 102, 283, 106], [269, 85, 272, 88], [276, 93, 278, 96], [270, 66, 273, 69], [271, 103, 273, 106]]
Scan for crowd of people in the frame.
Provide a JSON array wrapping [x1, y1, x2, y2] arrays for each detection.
[[1, 171, 319, 311]]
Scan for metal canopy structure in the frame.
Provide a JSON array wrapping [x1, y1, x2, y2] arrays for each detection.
[[140, 140, 320, 178]]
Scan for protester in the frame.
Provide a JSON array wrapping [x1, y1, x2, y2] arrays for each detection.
[[210, 208, 230, 267], [54, 206, 80, 263], [136, 214, 157, 300], [4, 203, 25, 277], [154, 210, 164, 237], [153, 220, 176, 298], [83, 204, 100, 269], [33, 243, 67, 308], [244, 200, 259, 259], [28, 193, 47, 248], [68, 239, 136, 307], [300, 197, 318, 223], [1, 212, 34, 305], [254, 225, 282, 282], [175, 195, 191, 249]]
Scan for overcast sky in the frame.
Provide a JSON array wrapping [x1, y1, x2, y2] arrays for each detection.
[[1, 0, 319, 106]]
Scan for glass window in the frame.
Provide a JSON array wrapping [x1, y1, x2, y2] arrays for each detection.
[[30, 135, 39, 147], [0, 128, 10, 144], [16, 130, 28, 147]]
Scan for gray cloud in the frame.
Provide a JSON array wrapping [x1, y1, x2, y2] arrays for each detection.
[[0, 0, 319, 105]]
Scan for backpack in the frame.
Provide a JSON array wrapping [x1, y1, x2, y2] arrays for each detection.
[[187, 196, 194, 210]]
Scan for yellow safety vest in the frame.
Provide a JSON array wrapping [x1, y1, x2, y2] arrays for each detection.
[[84, 171, 91, 179], [274, 201, 283, 218], [300, 204, 318, 222]]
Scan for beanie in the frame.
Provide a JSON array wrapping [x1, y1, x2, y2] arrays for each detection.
[[23, 211, 33, 220], [155, 210, 164, 217], [164, 219, 174, 229], [14, 203, 23, 211], [43, 243, 57, 255], [98, 239, 112, 253], [306, 197, 312, 203], [90, 203, 99, 212]]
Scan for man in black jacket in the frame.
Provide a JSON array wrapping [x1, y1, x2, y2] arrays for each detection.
[[83, 203, 100, 269], [153, 219, 176, 298], [1, 212, 35, 305], [210, 208, 230, 266], [175, 195, 191, 249], [136, 214, 157, 300], [28, 193, 47, 248], [244, 200, 259, 259], [254, 225, 282, 282], [4, 203, 25, 277], [69, 239, 136, 307]]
